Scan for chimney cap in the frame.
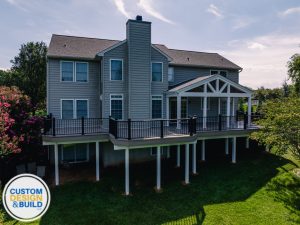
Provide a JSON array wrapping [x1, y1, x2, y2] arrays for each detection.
[[136, 15, 143, 21]]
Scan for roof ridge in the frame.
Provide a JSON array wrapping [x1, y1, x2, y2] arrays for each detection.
[[52, 34, 121, 42]]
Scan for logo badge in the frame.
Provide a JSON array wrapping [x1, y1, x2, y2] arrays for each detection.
[[2, 174, 51, 222]]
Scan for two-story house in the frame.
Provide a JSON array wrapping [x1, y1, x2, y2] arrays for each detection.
[[43, 16, 255, 195]]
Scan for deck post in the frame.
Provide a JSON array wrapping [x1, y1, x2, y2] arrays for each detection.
[[176, 145, 181, 167], [166, 97, 170, 126], [125, 148, 130, 195], [192, 142, 197, 174], [218, 97, 221, 115], [232, 137, 236, 163], [203, 96, 207, 129], [226, 96, 231, 128], [246, 137, 250, 149], [185, 144, 190, 184], [96, 141, 100, 181], [156, 146, 161, 191], [225, 138, 229, 155], [201, 140, 206, 161], [177, 95, 181, 129], [248, 96, 252, 126], [54, 143, 59, 186]]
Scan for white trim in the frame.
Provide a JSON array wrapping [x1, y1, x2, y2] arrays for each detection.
[[151, 95, 163, 119], [200, 97, 211, 110], [150, 147, 164, 156], [151, 62, 163, 83], [75, 61, 89, 82], [97, 40, 127, 56], [61, 143, 89, 163], [110, 59, 123, 81], [60, 61, 74, 82], [110, 94, 124, 120]]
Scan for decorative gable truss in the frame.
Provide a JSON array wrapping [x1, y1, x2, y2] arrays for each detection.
[[167, 75, 252, 98]]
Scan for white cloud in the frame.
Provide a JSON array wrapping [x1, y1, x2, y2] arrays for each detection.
[[113, 0, 131, 18], [219, 34, 300, 89], [279, 7, 300, 17], [138, 0, 174, 24], [232, 18, 255, 30], [206, 4, 223, 18]]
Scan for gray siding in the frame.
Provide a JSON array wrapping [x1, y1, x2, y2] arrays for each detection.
[[102, 42, 128, 119], [47, 59, 100, 118], [127, 20, 152, 119], [169, 66, 239, 87]]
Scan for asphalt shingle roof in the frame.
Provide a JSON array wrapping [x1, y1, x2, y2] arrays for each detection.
[[48, 34, 241, 70]]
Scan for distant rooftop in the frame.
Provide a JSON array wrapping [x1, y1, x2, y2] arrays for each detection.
[[48, 34, 242, 70]]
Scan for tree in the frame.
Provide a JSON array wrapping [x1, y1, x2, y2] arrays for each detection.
[[10, 42, 47, 111], [251, 97, 300, 160], [287, 54, 300, 95]]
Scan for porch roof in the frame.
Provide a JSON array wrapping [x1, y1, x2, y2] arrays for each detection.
[[167, 74, 252, 97]]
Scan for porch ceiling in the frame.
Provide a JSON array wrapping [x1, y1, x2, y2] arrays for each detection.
[[167, 75, 252, 98]]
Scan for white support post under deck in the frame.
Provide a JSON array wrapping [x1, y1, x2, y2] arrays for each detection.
[[192, 143, 197, 174], [201, 140, 206, 161], [203, 97, 207, 129], [156, 146, 161, 191], [185, 144, 190, 184], [96, 141, 100, 181], [226, 96, 231, 128], [176, 145, 181, 167], [54, 143, 59, 186], [225, 138, 229, 155], [177, 95, 181, 129], [248, 96, 252, 126], [232, 137, 237, 163], [125, 148, 130, 195]]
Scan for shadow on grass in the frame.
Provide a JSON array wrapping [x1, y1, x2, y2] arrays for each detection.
[[1, 143, 298, 225]]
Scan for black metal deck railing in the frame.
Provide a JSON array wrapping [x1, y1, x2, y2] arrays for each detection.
[[43, 113, 261, 139]]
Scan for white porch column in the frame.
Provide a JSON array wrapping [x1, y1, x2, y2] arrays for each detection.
[[185, 144, 190, 184], [177, 95, 181, 129], [226, 96, 231, 128], [201, 140, 206, 161], [167, 146, 170, 158], [203, 96, 207, 129], [176, 145, 181, 167], [192, 143, 197, 174], [246, 137, 250, 149], [96, 141, 100, 181], [54, 143, 59, 186], [248, 96, 252, 126], [156, 146, 161, 191], [232, 137, 236, 163], [232, 98, 235, 117], [125, 148, 130, 195], [225, 138, 229, 155], [166, 96, 170, 126]]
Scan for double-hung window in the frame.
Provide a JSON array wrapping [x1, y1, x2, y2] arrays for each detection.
[[152, 62, 163, 82], [168, 67, 174, 82], [110, 59, 123, 81], [152, 95, 163, 119], [211, 70, 227, 77], [61, 61, 74, 81], [61, 99, 88, 119], [110, 95, 123, 120], [76, 62, 88, 82]]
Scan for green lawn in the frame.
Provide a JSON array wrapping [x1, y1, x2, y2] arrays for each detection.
[[1, 146, 300, 225]]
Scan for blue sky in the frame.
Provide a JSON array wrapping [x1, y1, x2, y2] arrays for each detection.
[[0, 0, 300, 88]]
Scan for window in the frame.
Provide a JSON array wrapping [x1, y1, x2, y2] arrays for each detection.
[[152, 62, 163, 82], [62, 144, 89, 163], [210, 70, 227, 77], [76, 62, 88, 82], [61, 61, 74, 81], [76, 100, 88, 118], [150, 147, 164, 156], [152, 95, 162, 119], [61, 100, 74, 119], [110, 95, 123, 119], [110, 59, 123, 80], [168, 67, 174, 82]]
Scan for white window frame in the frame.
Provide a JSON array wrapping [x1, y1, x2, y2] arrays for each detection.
[[168, 67, 174, 82], [75, 62, 89, 82], [210, 70, 228, 77], [110, 59, 123, 81], [60, 61, 74, 82], [150, 147, 165, 156], [151, 62, 163, 82], [61, 144, 90, 163], [151, 95, 163, 119], [60, 99, 89, 119], [110, 94, 124, 120]]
